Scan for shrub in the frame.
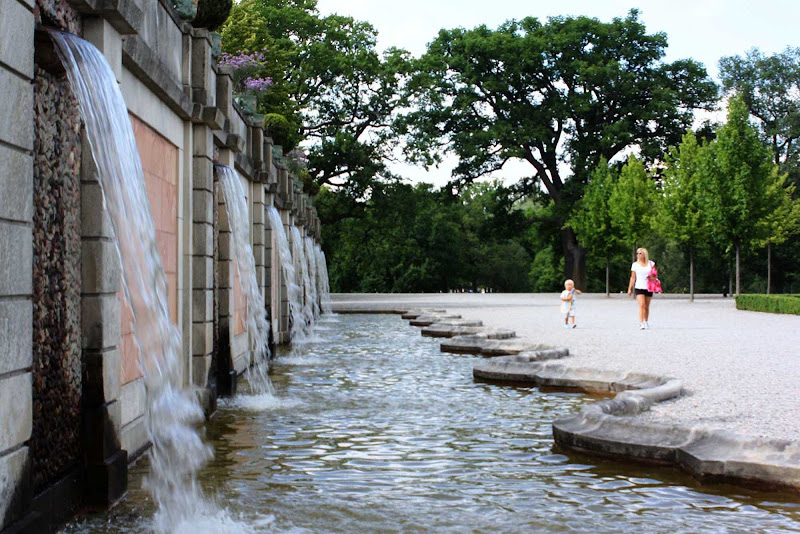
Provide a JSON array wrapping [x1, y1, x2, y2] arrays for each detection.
[[735, 294, 800, 315]]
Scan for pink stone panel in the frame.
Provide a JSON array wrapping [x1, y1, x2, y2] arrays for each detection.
[[120, 115, 180, 385], [233, 258, 246, 336]]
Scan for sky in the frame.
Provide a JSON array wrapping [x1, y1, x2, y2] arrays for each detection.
[[314, 0, 800, 185]]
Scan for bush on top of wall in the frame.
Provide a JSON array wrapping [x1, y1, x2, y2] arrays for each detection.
[[735, 294, 800, 315]]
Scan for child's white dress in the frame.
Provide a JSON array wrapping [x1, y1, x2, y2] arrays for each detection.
[[560, 290, 576, 317]]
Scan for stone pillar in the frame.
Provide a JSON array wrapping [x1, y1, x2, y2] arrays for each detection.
[[0, 2, 35, 529], [191, 125, 215, 396], [191, 29, 215, 107], [252, 183, 267, 307]]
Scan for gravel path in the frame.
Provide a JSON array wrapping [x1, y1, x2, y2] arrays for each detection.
[[331, 293, 800, 442]]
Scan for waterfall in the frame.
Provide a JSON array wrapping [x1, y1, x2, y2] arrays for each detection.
[[315, 244, 332, 315], [290, 226, 314, 334], [265, 207, 305, 342], [303, 236, 320, 320], [50, 31, 225, 531], [215, 164, 273, 396]]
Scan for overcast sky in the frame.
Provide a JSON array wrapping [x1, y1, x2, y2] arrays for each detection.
[[314, 0, 800, 185]]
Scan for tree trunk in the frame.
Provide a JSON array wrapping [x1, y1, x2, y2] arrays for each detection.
[[735, 242, 741, 295], [605, 256, 610, 297], [561, 227, 586, 291], [767, 243, 772, 294], [689, 245, 695, 303]]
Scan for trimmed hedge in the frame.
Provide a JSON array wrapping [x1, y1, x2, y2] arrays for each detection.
[[735, 294, 800, 315]]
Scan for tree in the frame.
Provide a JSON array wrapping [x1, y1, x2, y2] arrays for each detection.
[[403, 10, 717, 289], [705, 95, 783, 294], [657, 131, 712, 301], [719, 47, 800, 183], [221, 0, 412, 205], [567, 159, 624, 296], [755, 169, 800, 293], [608, 155, 658, 262]]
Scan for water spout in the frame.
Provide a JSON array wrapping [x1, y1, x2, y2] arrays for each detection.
[[50, 31, 248, 532], [215, 164, 274, 396], [315, 244, 332, 315], [265, 207, 304, 342]]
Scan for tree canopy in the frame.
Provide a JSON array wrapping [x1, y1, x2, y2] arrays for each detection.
[[402, 9, 718, 287], [221, 0, 412, 202]]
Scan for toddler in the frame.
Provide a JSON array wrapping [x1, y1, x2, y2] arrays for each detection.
[[559, 279, 582, 328]]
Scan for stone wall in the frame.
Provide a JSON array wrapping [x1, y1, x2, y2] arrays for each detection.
[[31, 65, 83, 493], [1, 0, 324, 530]]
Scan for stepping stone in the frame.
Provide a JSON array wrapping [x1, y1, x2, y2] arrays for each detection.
[[401, 309, 447, 319], [440, 336, 568, 359], [409, 314, 462, 326], [421, 324, 516, 339]]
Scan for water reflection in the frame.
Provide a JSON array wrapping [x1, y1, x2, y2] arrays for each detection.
[[64, 314, 800, 533]]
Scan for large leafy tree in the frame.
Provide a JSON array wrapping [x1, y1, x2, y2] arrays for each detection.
[[567, 159, 624, 296], [608, 155, 658, 261], [403, 10, 717, 289], [656, 131, 712, 301], [705, 95, 788, 294], [719, 47, 800, 182], [221, 0, 411, 205]]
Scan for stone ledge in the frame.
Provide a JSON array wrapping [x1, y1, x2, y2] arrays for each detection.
[[421, 324, 516, 339], [474, 356, 800, 490], [121, 35, 193, 121], [408, 314, 463, 326], [441, 335, 569, 359], [400, 309, 447, 319]]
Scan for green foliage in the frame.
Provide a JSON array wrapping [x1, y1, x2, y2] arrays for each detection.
[[262, 113, 300, 150], [705, 96, 781, 253], [658, 131, 711, 246], [719, 47, 800, 187], [735, 294, 800, 315], [317, 181, 532, 293], [528, 246, 564, 292], [608, 154, 658, 252], [403, 10, 715, 285], [221, 0, 412, 200], [404, 10, 716, 196], [568, 159, 627, 292]]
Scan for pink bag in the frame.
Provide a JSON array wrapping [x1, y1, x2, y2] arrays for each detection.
[[647, 264, 663, 293]]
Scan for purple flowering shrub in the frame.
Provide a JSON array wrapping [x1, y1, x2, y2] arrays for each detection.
[[217, 50, 273, 95]]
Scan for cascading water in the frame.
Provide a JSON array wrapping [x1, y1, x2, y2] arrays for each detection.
[[290, 226, 314, 333], [314, 245, 332, 315], [51, 32, 253, 532], [215, 164, 273, 396], [303, 236, 320, 320], [265, 207, 305, 342]]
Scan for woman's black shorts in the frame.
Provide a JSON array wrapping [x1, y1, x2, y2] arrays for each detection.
[[634, 288, 653, 297]]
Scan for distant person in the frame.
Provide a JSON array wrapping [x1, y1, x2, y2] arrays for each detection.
[[627, 247, 657, 330], [560, 279, 581, 328]]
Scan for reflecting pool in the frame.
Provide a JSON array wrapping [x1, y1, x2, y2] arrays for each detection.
[[64, 314, 800, 533]]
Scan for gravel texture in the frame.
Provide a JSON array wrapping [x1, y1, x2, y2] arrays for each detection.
[[332, 293, 800, 442]]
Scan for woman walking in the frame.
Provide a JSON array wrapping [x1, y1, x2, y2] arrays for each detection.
[[627, 247, 657, 330]]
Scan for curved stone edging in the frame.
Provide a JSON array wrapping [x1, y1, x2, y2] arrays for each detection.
[[474, 355, 800, 490]]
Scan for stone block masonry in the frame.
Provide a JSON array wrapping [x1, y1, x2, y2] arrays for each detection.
[[0, 0, 35, 530], [1, 0, 324, 530]]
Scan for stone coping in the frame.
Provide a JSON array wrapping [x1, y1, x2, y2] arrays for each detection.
[[441, 336, 569, 359], [401, 309, 447, 319], [474, 356, 800, 491], [420, 324, 517, 339], [408, 314, 463, 326]]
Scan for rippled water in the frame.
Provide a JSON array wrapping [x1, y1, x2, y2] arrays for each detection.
[[64, 314, 800, 533]]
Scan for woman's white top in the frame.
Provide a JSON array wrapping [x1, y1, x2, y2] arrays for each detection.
[[631, 260, 653, 290]]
